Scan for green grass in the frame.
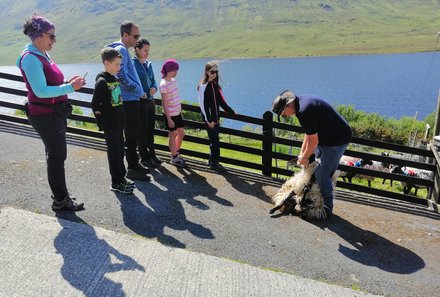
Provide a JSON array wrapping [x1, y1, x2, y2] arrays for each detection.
[[155, 130, 264, 169]]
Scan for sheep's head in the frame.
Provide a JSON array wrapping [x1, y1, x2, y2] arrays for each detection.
[[390, 165, 403, 174], [360, 159, 373, 166]]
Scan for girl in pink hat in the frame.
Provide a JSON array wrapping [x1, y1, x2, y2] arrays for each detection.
[[159, 59, 186, 167]]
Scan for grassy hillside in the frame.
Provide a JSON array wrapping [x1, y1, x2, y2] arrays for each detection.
[[1, 0, 440, 65]]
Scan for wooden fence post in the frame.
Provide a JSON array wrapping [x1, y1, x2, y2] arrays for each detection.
[[429, 144, 440, 213], [262, 111, 274, 176]]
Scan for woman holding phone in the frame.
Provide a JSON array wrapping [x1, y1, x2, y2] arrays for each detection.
[[16, 14, 86, 211]]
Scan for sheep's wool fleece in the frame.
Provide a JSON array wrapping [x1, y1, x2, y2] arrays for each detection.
[[272, 161, 339, 220]]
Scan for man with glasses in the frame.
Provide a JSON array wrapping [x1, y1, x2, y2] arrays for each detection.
[[272, 90, 352, 219], [108, 21, 151, 181]]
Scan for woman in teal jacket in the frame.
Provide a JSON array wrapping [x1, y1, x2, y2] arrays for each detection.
[[16, 15, 85, 211]]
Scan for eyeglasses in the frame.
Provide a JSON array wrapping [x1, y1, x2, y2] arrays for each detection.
[[209, 70, 218, 75], [44, 32, 56, 40]]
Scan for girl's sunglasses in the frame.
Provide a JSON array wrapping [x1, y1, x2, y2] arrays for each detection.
[[209, 70, 218, 75]]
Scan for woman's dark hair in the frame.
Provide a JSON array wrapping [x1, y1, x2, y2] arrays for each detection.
[[22, 18, 33, 36], [134, 38, 150, 58], [134, 38, 150, 50]]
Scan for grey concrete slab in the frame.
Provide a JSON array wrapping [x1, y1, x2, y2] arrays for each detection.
[[0, 207, 378, 297]]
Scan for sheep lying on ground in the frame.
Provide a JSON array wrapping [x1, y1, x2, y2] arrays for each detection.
[[390, 165, 434, 195], [270, 161, 339, 220]]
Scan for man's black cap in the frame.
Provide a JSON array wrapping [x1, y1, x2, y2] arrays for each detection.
[[271, 90, 296, 121]]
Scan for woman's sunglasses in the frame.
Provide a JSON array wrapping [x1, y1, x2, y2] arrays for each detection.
[[44, 32, 56, 40], [209, 70, 218, 75]]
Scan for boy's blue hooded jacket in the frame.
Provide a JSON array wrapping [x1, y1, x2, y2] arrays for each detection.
[[107, 41, 144, 101]]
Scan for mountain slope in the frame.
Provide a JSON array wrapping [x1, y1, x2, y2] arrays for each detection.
[[1, 0, 440, 65]]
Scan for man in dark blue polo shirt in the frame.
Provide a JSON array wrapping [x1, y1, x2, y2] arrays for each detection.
[[272, 90, 352, 219]]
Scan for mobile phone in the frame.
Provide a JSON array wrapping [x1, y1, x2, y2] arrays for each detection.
[[82, 72, 88, 79]]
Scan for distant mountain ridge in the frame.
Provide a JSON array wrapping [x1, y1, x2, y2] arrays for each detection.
[[1, 0, 440, 65]]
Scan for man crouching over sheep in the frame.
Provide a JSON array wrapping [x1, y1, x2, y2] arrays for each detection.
[[271, 90, 352, 219]]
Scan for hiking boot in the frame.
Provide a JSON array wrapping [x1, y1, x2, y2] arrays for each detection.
[[141, 159, 157, 168], [126, 168, 151, 181], [52, 194, 84, 211], [171, 156, 186, 168], [111, 182, 134, 194]]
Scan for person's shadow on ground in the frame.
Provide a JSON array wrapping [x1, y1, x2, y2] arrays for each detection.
[[175, 165, 234, 207], [54, 212, 144, 297], [222, 169, 273, 203], [113, 165, 226, 248], [313, 215, 425, 274]]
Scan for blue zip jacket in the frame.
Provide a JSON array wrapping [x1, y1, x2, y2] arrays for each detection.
[[133, 58, 158, 100], [107, 41, 144, 101]]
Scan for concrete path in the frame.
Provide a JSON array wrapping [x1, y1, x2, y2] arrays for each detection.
[[0, 207, 378, 297]]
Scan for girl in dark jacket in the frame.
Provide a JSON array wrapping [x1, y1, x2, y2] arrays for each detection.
[[197, 61, 235, 172]]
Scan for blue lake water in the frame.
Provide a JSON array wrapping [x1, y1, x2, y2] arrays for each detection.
[[1, 52, 439, 129]]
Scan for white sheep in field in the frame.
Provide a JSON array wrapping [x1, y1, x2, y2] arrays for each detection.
[[339, 156, 370, 184], [270, 161, 339, 220], [361, 160, 392, 187], [390, 166, 434, 195], [339, 155, 391, 187]]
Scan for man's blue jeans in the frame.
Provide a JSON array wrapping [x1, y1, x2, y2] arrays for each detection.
[[314, 144, 348, 212]]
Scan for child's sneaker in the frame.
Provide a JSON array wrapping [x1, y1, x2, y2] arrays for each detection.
[[110, 182, 134, 194], [122, 178, 135, 189], [177, 155, 187, 166], [170, 156, 186, 168]]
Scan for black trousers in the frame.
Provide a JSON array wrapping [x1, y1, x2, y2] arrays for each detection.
[[139, 99, 157, 161], [122, 101, 140, 169], [28, 112, 68, 201], [104, 128, 126, 185], [207, 123, 220, 164]]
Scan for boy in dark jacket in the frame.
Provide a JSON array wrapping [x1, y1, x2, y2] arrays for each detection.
[[91, 48, 135, 194]]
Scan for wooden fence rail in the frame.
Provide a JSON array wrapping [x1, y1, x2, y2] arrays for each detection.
[[0, 72, 438, 211]]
